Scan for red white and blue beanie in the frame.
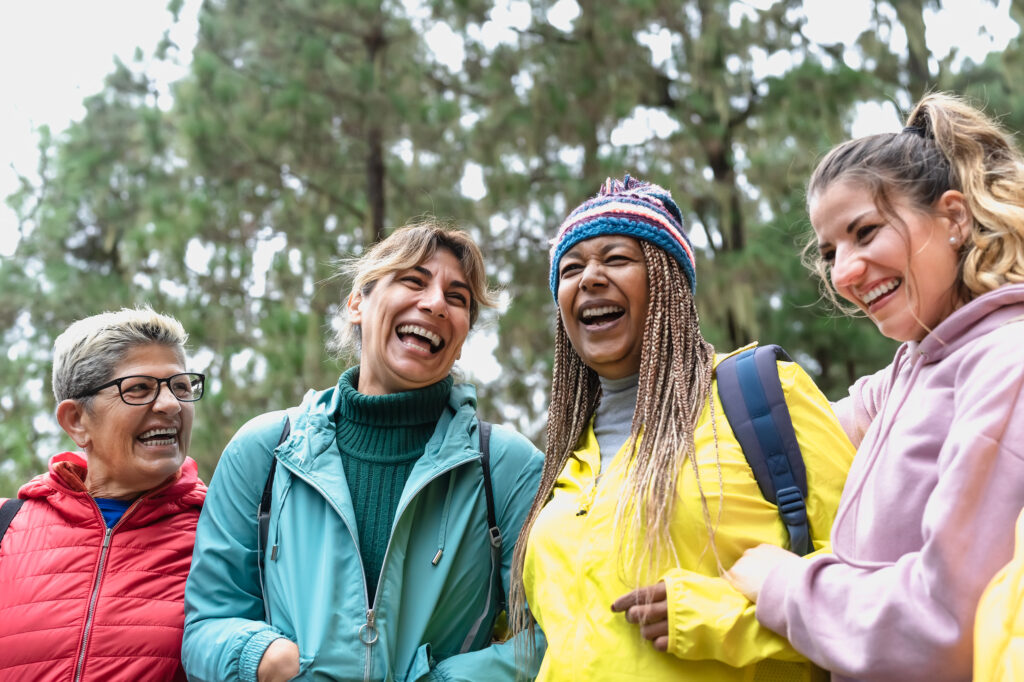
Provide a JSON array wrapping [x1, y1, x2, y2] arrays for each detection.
[[548, 174, 696, 298]]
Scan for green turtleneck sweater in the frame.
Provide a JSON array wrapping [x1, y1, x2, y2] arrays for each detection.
[[335, 366, 453, 603]]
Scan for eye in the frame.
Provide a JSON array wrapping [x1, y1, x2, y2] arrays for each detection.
[[559, 261, 583, 279], [855, 224, 880, 242], [446, 291, 468, 306], [122, 377, 155, 396], [400, 274, 425, 287], [818, 247, 835, 265]]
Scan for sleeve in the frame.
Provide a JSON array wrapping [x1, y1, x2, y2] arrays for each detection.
[[423, 426, 547, 682], [182, 412, 292, 682], [662, 359, 855, 667], [663, 568, 805, 665], [756, 330, 1024, 680]]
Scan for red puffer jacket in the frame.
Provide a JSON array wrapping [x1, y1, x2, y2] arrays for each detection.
[[0, 452, 206, 681]]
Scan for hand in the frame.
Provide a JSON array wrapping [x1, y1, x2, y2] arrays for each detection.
[[726, 544, 796, 603], [257, 638, 300, 682], [610, 581, 669, 651]]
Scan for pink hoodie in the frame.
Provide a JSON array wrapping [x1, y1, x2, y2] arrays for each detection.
[[756, 283, 1024, 681]]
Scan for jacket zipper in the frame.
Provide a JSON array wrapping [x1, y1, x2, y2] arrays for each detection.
[[73, 527, 112, 682], [282, 456, 475, 682], [73, 496, 146, 682]]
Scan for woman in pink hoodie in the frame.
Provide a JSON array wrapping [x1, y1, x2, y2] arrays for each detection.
[[726, 93, 1024, 680]]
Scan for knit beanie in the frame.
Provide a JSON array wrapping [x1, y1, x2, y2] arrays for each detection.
[[548, 174, 696, 298]]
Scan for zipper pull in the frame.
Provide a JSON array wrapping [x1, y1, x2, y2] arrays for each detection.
[[358, 608, 379, 645]]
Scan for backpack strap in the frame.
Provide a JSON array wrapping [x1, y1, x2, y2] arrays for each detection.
[[460, 418, 505, 652], [0, 498, 25, 548], [716, 344, 812, 556], [257, 414, 292, 616], [478, 419, 504, 613]]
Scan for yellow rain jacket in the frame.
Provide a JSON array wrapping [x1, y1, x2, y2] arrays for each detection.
[[524, 348, 855, 681], [974, 508, 1024, 681]]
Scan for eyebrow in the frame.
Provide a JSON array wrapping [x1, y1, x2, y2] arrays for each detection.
[[817, 210, 874, 251], [413, 265, 471, 292]]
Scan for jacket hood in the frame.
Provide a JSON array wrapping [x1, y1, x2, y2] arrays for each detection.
[[913, 283, 1024, 364], [18, 452, 206, 527]]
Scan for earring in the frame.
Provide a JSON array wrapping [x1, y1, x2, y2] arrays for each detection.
[[949, 236, 958, 245]]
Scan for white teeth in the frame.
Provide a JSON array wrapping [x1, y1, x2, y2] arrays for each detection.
[[580, 305, 624, 321], [860, 280, 900, 306], [397, 324, 442, 348], [140, 428, 178, 439]]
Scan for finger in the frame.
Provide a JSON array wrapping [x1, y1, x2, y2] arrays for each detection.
[[654, 635, 669, 652], [610, 589, 640, 612], [640, 621, 669, 642], [611, 581, 666, 612], [627, 601, 669, 625]]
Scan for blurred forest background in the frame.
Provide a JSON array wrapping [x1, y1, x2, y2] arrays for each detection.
[[2, 0, 1023, 494]]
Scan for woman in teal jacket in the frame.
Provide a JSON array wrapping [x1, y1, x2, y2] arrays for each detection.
[[183, 222, 544, 682]]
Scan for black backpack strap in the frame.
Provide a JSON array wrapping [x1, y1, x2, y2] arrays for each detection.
[[0, 498, 25, 547], [258, 414, 291, 614], [478, 419, 505, 613], [716, 345, 812, 556], [460, 418, 505, 653]]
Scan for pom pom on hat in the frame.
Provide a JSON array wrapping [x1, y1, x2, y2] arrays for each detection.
[[548, 174, 696, 298]]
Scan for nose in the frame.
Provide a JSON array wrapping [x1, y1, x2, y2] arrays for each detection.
[[151, 382, 182, 414], [579, 260, 607, 291], [418, 282, 448, 318], [830, 245, 866, 291]]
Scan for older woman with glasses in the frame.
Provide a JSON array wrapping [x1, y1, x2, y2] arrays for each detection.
[[0, 307, 207, 682]]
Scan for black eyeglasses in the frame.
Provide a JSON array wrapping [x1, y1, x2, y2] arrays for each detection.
[[75, 373, 205, 406]]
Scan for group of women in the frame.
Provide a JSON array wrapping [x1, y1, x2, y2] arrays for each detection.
[[0, 91, 1021, 681]]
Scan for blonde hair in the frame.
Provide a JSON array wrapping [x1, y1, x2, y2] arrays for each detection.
[[331, 220, 498, 355], [508, 242, 718, 659], [806, 92, 1024, 309], [52, 307, 188, 404]]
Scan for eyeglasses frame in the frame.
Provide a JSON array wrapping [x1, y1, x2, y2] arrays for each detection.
[[73, 372, 206, 406]]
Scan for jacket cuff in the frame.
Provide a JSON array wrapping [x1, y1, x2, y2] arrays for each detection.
[[239, 630, 286, 682], [755, 550, 807, 633]]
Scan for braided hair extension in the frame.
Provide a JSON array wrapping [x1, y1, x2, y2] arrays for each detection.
[[508, 242, 720, 664]]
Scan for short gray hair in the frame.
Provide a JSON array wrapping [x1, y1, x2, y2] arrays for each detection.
[[52, 307, 188, 404]]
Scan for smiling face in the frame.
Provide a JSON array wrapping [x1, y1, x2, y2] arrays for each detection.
[[60, 343, 193, 499], [810, 180, 966, 342], [556, 235, 650, 379], [348, 248, 472, 395]]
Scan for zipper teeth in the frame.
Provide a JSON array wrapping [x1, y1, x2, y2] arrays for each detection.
[[280, 456, 474, 682], [74, 528, 112, 682]]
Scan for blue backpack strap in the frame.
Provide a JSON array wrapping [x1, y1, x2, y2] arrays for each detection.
[[716, 345, 812, 556], [0, 498, 25, 548]]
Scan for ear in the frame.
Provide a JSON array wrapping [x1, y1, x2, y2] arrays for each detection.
[[937, 190, 971, 244], [347, 290, 363, 325], [56, 399, 91, 450]]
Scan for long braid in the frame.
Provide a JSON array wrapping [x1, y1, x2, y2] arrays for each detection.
[[619, 243, 721, 578], [509, 244, 719, 662], [509, 313, 600, 664]]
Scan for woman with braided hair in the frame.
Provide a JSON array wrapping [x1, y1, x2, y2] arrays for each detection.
[[727, 93, 1024, 680], [508, 176, 855, 680]]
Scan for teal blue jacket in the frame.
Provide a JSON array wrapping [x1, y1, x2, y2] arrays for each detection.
[[182, 379, 545, 681]]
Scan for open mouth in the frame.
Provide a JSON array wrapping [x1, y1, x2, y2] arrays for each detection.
[[860, 279, 901, 308], [579, 305, 625, 327], [138, 427, 178, 446], [396, 324, 445, 353]]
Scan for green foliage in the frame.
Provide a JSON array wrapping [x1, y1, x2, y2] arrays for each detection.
[[1, 0, 1021, 495]]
